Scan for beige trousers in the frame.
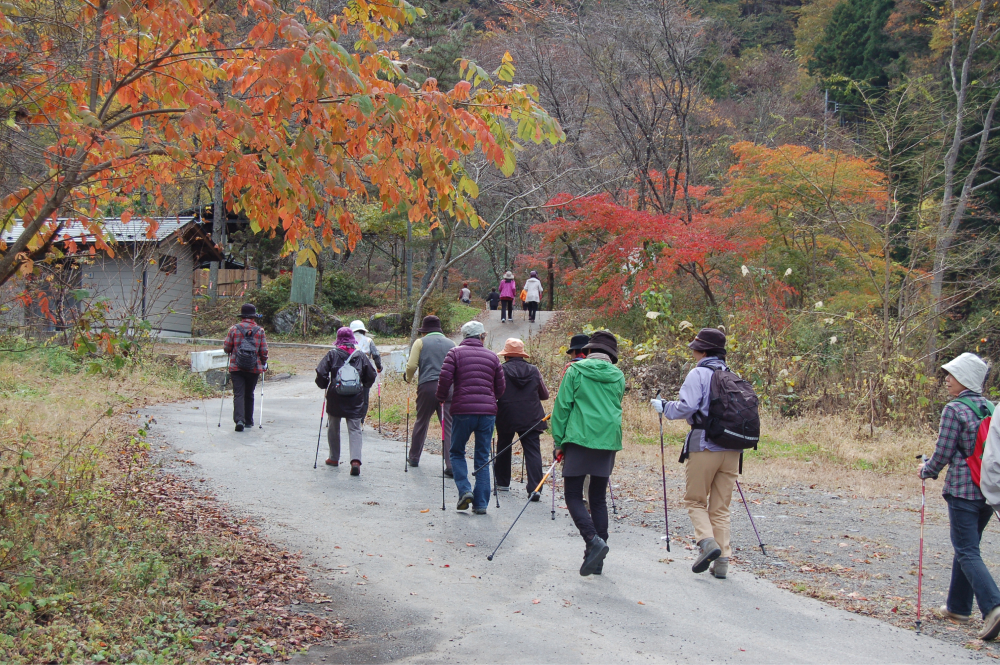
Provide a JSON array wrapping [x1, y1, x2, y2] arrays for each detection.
[[684, 450, 741, 558]]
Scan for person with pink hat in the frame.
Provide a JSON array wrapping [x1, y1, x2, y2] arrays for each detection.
[[495, 338, 549, 496]]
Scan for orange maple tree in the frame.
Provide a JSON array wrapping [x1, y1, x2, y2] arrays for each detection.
[[0, 0, 564, 284]]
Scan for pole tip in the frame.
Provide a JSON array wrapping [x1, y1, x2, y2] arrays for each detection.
[[487, 555, 494, 561]]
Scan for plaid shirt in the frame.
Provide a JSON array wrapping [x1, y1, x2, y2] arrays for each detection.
[[922, 390, 991, 501], [223, 319, 268, 373]]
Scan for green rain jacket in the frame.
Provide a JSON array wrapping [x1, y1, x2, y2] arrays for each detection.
[[551, 358, 626, 451]]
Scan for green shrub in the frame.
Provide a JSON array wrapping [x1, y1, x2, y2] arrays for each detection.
[[321, 270, 376, 309]]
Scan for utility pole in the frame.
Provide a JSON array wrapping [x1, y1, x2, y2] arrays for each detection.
[[547, 257, 554, 311]]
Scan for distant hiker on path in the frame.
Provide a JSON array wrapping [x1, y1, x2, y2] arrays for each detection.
[[405, 315, 456, 475], [494, 338, 549, 497], [551, 330, 625, 576], [920, 352, 1000, 639], [223, 303, 268, 432], [487, 288, 500, 311], [316, 327, 377, 476], [350, 319, 382, 422], [498, 271, 516, 323], [458, 283, 472, 304], [437, 321, 505, 514], [524, 270, 544, 323], [660, 328, 737, 579]]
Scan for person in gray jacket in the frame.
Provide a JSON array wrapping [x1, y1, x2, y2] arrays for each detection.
[[405, 315, 456, 474]]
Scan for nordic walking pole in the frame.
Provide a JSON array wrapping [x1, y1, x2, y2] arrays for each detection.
[[609, 478, 618, 515], [217, 356, 230, 427], [916, 453, 929, 634], [377, 377, 382, 433], [551, 460, 556, 520], [404, 397, 410, 473], [488, 455, 563, 561], [655, 390, 671, 551], [313, 372, 331, 469], [473, 414, 551, 475], [258, 367, 265, 429], [441, 421, 446, 511], [492, 437, 500, 508], [520, 449, 525, 483], [735, 478, 767, 555]]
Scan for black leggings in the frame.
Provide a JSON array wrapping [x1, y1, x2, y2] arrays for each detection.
[[500, 299, 513, 320], [564, 475, 609, 543]]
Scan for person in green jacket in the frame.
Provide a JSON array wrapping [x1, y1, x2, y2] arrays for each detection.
[[551, 330, 625, 576]]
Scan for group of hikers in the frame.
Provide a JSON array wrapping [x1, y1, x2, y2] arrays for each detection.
[[224, 300, 1000, 636], [482, 270, 545, 323]]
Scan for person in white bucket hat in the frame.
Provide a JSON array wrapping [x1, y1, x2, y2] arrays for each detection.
[[921, 351, 1000, 638]]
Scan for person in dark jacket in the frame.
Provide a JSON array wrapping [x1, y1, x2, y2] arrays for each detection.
[[494, 338, 549, 497], [487, 288, 500, 311], [437, 320, 506, 513], [405, 315, 456, 473], [316, 327, 377, 476], [551, 331, 625, 576], [222, 303, 268, 432]]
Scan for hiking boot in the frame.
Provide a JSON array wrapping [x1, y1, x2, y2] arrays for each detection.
[[580, 535, 609, 576], [325, 459, 339, 467], [350, 460, 361, 476], [407, 458, 419, 468], [473, 507, 488, 515], [980, 606, 1000, 641], [456, 492, 474, 511], [710, 557, 729, 579], [444, 468, 454, 478], [235, 421, 245, 432], [496, 485, 510, 492], [530, 491, 541, 502], [934, 606, 971, 624], [692, 537, 721, 574]]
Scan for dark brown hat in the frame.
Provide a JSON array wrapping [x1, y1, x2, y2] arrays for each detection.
[[239, 303, 261, 319], [418, 315, 443, 334], [583, 330, 619, 363], [688, 327, 726, 352]]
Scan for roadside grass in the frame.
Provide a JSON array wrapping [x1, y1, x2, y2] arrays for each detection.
[[0, 343, 334, 664]]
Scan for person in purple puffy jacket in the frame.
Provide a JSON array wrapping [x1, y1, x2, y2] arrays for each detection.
[[436, 320, 506, 514]]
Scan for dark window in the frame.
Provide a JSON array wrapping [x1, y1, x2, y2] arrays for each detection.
[[158, 255, 178, 275]]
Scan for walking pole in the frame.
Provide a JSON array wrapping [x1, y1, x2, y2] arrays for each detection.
[[735, 478, 767, 555], [916, 454, 928, 634], [609, 478, 618, 515], [441, 421, 446, 511], [217, 356, 230, 427], [492, 437, 500, 508], [520, 450, 525, 483], [404, 397, 410, 473], [258, 367, 265, 429], [488, 456, 562, 561], [655, 390, 671, 551], [473, 414, 551, 475], [377, 378, 382, 433], [551, 460, 556, 520], [313, 373, 331, 469]]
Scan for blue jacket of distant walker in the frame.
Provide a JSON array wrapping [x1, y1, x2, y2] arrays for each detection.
[[662, 357, 728, 454]]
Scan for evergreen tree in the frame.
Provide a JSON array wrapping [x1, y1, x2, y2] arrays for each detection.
[[808, 0, 898, 101]]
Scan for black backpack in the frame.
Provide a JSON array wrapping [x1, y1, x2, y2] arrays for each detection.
[[333, 350, 364, 396], [234, 325, 259, 371], [692, 366, 760, 450]]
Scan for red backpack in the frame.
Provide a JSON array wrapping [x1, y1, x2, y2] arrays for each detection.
[[954, 396, 996, 487]]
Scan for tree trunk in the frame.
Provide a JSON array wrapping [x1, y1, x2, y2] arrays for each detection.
[[209, 175, 225, 304]]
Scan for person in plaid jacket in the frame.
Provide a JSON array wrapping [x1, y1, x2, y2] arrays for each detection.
[[223, 303, 269, 431], [921, 352, 1000, 638]]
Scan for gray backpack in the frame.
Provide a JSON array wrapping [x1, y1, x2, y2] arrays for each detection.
[[334, 350, 363, 396]]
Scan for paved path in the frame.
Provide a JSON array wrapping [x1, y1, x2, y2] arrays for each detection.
[[149, 372, 980, 663], [480, 308, 555, 353]]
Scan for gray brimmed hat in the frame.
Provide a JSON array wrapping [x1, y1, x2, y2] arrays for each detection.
[[942, 352, 990, 392], [461, 320, 486, 338], [688, 328, 726, 352]]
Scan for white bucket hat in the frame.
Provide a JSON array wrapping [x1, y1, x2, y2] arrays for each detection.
[[461, 320, 486, 338], [942, 352, 990, 393], [349, 320, 367, 333]]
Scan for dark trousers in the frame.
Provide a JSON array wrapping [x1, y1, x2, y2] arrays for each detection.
[[526, 301, 539, 322], [565, 475, 609, 543], [230, 371, 259, 425], [945, 494, 1000, 617], [500, 299, 513, 320], [489, 301, 498, 311], [494, 428, 542, 491], [409, 381, 453, 471]]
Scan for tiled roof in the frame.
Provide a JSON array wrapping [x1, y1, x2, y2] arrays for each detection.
[[3, 217, 199, 244]]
